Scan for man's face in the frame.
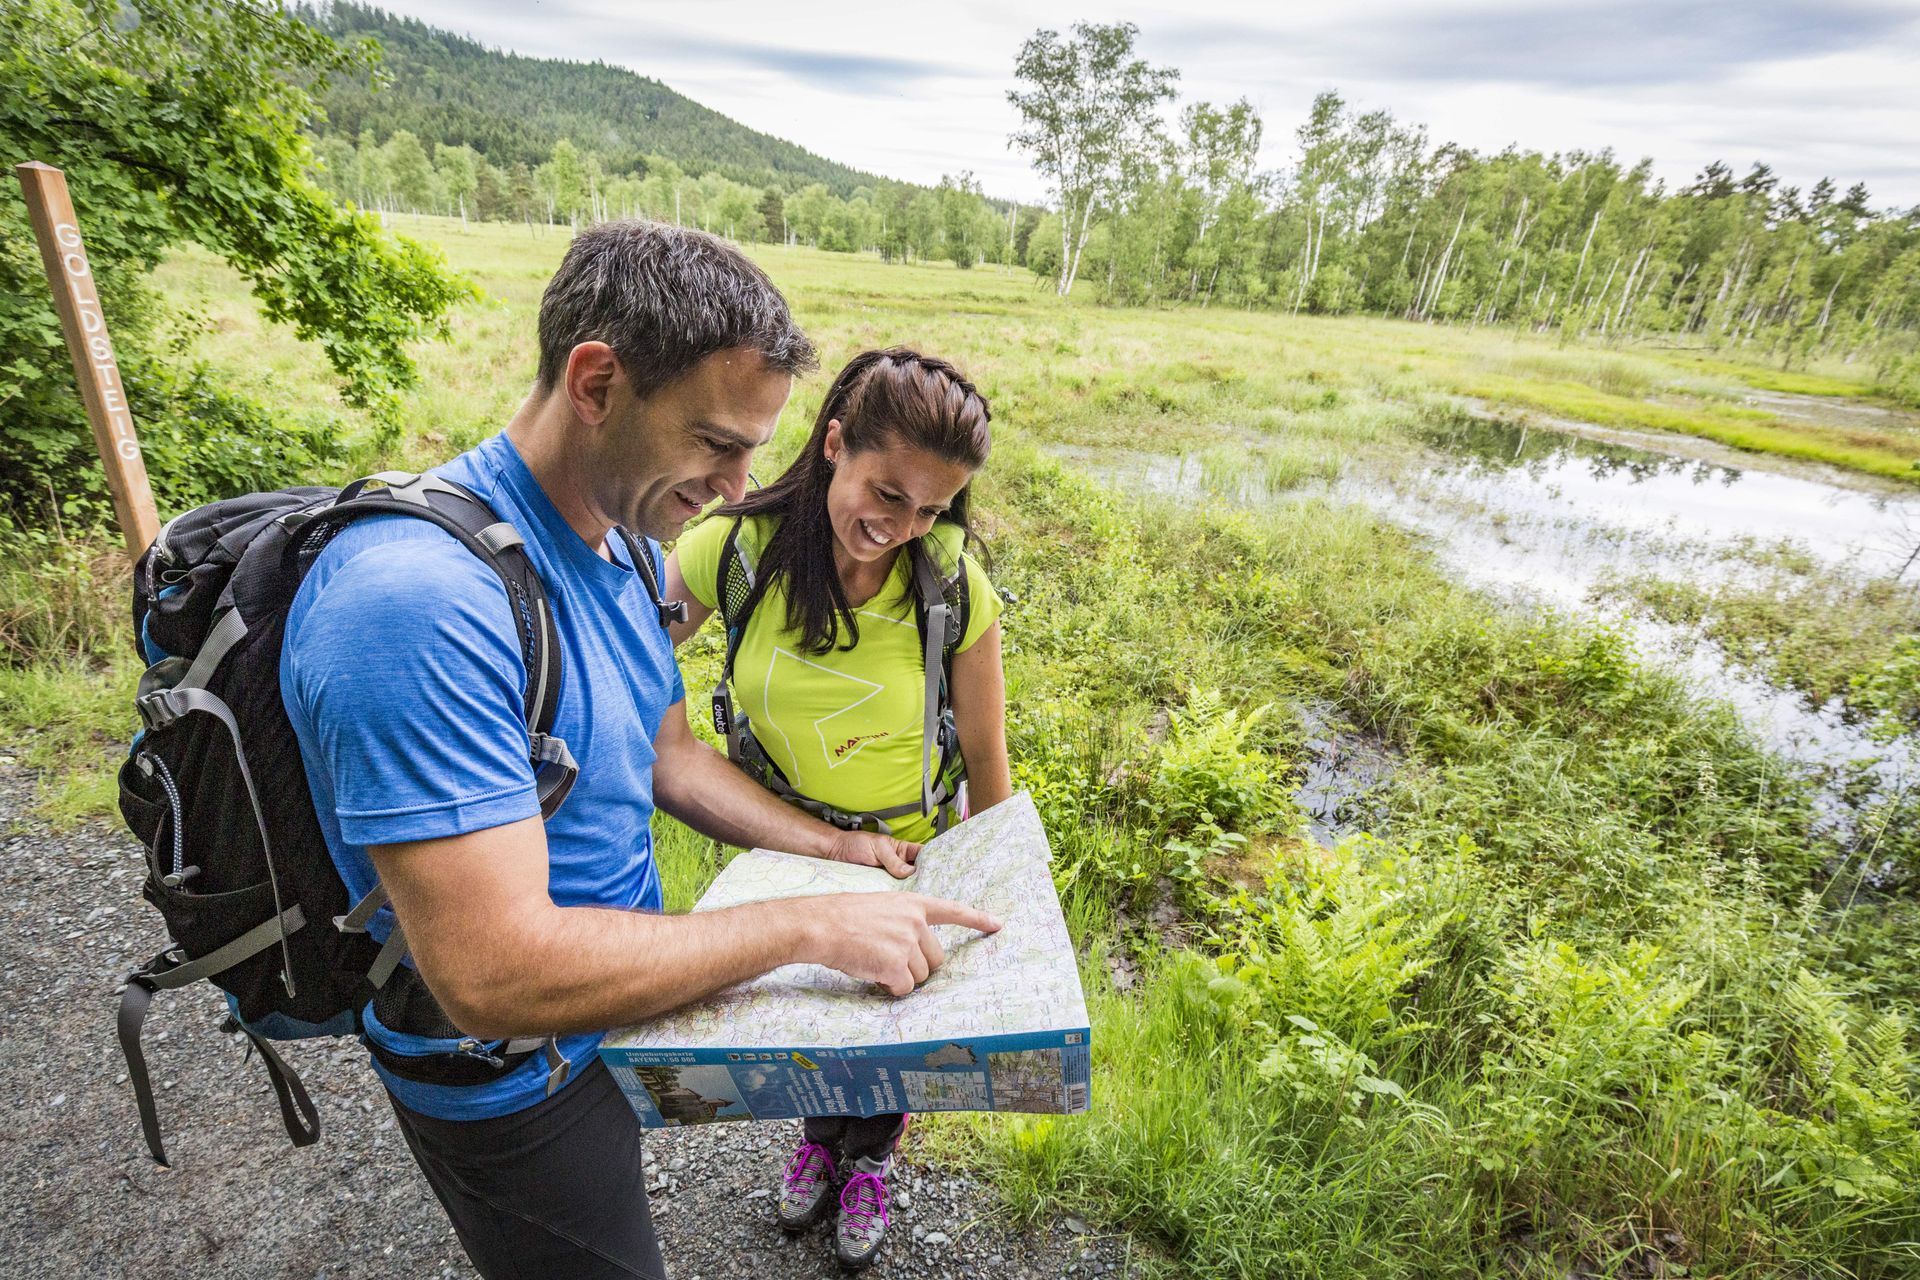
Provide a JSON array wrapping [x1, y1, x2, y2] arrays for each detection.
[[591, 348, 791, 541]]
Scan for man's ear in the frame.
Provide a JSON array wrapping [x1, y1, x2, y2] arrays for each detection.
[[563, 342, 622, 427]]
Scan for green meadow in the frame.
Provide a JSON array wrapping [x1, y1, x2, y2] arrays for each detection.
[[7, 215, 1919, 1277]]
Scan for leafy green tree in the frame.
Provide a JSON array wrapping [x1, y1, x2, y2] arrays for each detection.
[[757, 186, 785, 243], [827, 194, 874, 253], [383, 129, 436, 210], [904, 191, 941, 260], [711, 178, 763, 243], [505, 160, 537, 225], [471, 153, 505, 221], [1012, 206, 1042, 265], [312, 134, 358, 203], [1008, 22, 1177, 296], [0, 0, 470, 519], [354, 130, 390, 208], [1026, 213, 1062, 283], [434, 142, 480, 219], [785, 183, 835, 247], [538, 137, 587, 223], [939, 172, 987, 268]]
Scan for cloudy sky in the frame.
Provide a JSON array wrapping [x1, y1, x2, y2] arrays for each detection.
[[370, 0, 1920, 207]]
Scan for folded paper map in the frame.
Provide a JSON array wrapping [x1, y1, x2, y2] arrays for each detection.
[[601, 792, 1092, 1126]]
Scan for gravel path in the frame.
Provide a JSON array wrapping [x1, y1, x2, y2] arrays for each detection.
[[0, 759, 1133, 1279]]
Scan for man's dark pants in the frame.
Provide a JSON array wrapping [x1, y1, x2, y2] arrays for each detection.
[[389, 1058, 666, 1279]]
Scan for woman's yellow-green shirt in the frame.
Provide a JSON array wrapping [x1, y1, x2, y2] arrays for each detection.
[[675, 513, 1000, 844]]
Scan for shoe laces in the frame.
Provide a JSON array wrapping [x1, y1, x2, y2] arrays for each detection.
[[783, 1141, 835, 1193], [839, 1169, 889, 1235]]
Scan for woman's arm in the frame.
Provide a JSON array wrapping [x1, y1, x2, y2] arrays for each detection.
[[663, 548, 716, 647], [950, 620, 1012, 813]]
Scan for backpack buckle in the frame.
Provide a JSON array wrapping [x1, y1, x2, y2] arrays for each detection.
[[134, 690, 182, 732], [659, 599, 689, 627]]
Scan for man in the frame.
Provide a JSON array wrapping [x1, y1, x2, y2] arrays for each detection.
[[281, 221, 999, 1278]]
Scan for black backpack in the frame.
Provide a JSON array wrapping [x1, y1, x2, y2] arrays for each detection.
[[115, 470, 606, 1167]]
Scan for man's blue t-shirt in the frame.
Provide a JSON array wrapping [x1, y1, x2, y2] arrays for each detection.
[[282, 431, 684, 1120]]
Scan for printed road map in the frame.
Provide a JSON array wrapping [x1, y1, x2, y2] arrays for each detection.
[[601, 793, 1092, 1125]]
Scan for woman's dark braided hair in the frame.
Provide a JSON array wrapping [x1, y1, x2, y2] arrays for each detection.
[[719, 346, 992, 654]]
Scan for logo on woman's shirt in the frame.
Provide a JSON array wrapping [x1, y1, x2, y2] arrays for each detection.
[[832, 730, 890, 759]]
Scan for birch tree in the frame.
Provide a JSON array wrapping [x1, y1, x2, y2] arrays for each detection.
[[1008, 22, 1177, 297]]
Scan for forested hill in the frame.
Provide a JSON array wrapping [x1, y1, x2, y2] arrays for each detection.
[[297, 3, 890, 196]]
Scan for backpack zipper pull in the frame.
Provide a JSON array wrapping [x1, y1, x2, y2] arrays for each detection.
[[456, 1038, 505, 1069]]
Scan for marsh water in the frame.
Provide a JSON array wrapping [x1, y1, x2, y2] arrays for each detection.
[[1052, 400, 1920, 828]]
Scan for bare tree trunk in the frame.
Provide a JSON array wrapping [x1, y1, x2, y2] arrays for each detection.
[[1409, 251, 1433, 321], [1572, 209, 1602, 297], [1665, 261, 1698, 316], [1309, 201, 1327, 286], [1422, 203, 1467, 319], [1815, 271, 1847, 340], [1062, 196, 1096, 297], [1609, 243, 1650, 334], [1294, 191, 1317, 311], [1586, 254, 1620, 335], [1719, 248, 1754, 337]]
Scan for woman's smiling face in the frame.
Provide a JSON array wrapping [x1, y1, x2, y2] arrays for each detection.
[[823, 418, 975, 569]]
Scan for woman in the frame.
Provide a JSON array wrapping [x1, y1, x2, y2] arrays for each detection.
[[664, 346, 1010, 1270]]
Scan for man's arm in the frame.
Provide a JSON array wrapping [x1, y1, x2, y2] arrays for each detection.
[[372, 815, 999, 1040], [651, 696, 920, 878]]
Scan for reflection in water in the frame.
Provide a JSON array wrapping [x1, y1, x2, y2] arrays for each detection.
[[1416, 413, 1746, 488], [1408, 412, 1920, 578], [1046, 411, 1919, 803], [1293, 704, 1397, 847]]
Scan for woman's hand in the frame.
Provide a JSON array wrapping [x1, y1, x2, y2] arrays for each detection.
[[827, 830, 921, 879]]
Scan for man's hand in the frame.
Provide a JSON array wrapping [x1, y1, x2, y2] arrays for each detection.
[[804, 892, 1001, 996], [827, 829, 921, 878]]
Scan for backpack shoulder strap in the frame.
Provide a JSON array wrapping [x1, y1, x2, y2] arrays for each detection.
[[907, 543, 962, 821], [708, 516, 757, 759], [714, 517, 756, 679], [293, 471, 577, 817], [910, 528, 970, 676], [612, 526, 689, 629]]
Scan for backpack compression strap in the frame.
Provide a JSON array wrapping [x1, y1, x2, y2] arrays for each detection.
[[117, 967, 322, 1168]]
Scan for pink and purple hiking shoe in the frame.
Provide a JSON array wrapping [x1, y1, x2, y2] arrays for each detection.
[[777, 1141, 838, 1231], [834, 1156, 893, 1270]]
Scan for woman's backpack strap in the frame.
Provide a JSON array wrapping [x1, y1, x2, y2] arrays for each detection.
[[710, 518, 756, 752]]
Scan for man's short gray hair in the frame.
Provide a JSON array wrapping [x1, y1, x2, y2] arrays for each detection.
[[535, 220, 817, 395]]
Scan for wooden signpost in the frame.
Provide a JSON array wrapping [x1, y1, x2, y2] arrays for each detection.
[[15, 161, 160, 557]]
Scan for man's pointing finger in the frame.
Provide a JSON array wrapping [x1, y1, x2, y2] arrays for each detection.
[[917, 897, 1002, 935]]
